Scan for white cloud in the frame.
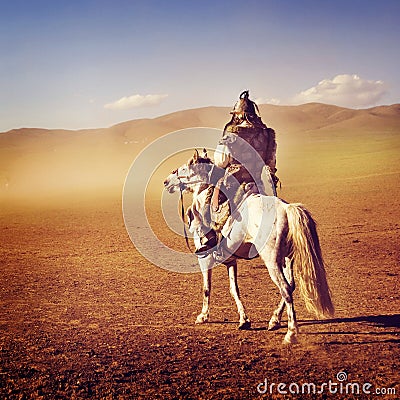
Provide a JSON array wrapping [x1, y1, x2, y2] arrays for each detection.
[[104, 93, 168, 110], [254, 97, 281, 105], [291, 74, 387, 108]]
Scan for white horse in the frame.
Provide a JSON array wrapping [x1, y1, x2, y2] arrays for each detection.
[[163, 150, 334, 344]]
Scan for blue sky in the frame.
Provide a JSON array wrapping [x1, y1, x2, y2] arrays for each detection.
[[1, 0, 399, 131]]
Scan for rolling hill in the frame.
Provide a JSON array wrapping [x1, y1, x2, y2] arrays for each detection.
[[0, 103, 399, 206]]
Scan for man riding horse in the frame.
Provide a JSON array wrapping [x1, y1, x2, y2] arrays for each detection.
[[195, 90, 279, 256]]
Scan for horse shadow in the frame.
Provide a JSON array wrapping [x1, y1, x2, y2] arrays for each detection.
[[299, 314, 400, 329], [209, 314, 400, 329], [249, 314, 400, 344]]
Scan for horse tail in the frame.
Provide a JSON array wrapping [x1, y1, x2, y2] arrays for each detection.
[[285, 203, 334, 319]]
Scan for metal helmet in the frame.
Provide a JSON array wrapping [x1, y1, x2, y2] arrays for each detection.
[[231, 90, 259, 116]]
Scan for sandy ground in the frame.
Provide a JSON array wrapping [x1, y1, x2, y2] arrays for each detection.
[[1, 168, 399, 399], [0, 104, 399, 398]]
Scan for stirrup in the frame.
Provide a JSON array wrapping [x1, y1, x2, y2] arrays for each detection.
[[213, 241, 232, 264], [194, 232, 217, 256]]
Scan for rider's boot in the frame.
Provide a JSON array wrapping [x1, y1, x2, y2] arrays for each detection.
[[194, 227, 218, 255]]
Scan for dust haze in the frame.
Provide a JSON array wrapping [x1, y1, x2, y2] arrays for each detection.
[[1, 103, 399, 398]]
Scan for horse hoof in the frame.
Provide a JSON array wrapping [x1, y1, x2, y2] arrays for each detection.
[[283, 333, 298, 345], [195, 314, 209, 324], [268, 320, 281, 331], [238, 320, 251, 330]]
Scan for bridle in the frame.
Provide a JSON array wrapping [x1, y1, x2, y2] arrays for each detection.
[[170, 164, 211, 256], [171, 166, 205, 190]]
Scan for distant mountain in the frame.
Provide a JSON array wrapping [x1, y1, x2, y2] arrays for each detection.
[[2, 102, 400, 138], [0, 103, 399, 203]]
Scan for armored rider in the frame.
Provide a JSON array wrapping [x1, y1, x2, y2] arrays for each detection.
[[195, 90, 278, 255]]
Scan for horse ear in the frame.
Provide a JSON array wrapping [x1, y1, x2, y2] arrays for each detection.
[[193, 149, 199, 160], [202, 148, 208, 158]]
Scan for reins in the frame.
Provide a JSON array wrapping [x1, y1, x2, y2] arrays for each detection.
[[176, 168, 214, 257], [179, 186, 194, 254]]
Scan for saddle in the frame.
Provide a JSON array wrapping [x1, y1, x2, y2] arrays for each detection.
[[190, 165, 272, 259], [210, 181, 261, 261]]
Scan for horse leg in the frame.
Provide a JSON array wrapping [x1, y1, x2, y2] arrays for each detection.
[[227, 260, 251, 330], [260, 209, 299, 344], [283, 296, 298, 344], [268, 298, 285, 331], [267, 210, 298, 343], [195, 254, 213, 324], [264, 261, 298, 343], [268, 257, 294, 331]]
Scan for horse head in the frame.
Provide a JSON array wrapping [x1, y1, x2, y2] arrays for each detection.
[[163, 149, 213, 193]]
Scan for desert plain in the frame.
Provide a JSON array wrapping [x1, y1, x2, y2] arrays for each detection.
[[0, 103, 399, 398]]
